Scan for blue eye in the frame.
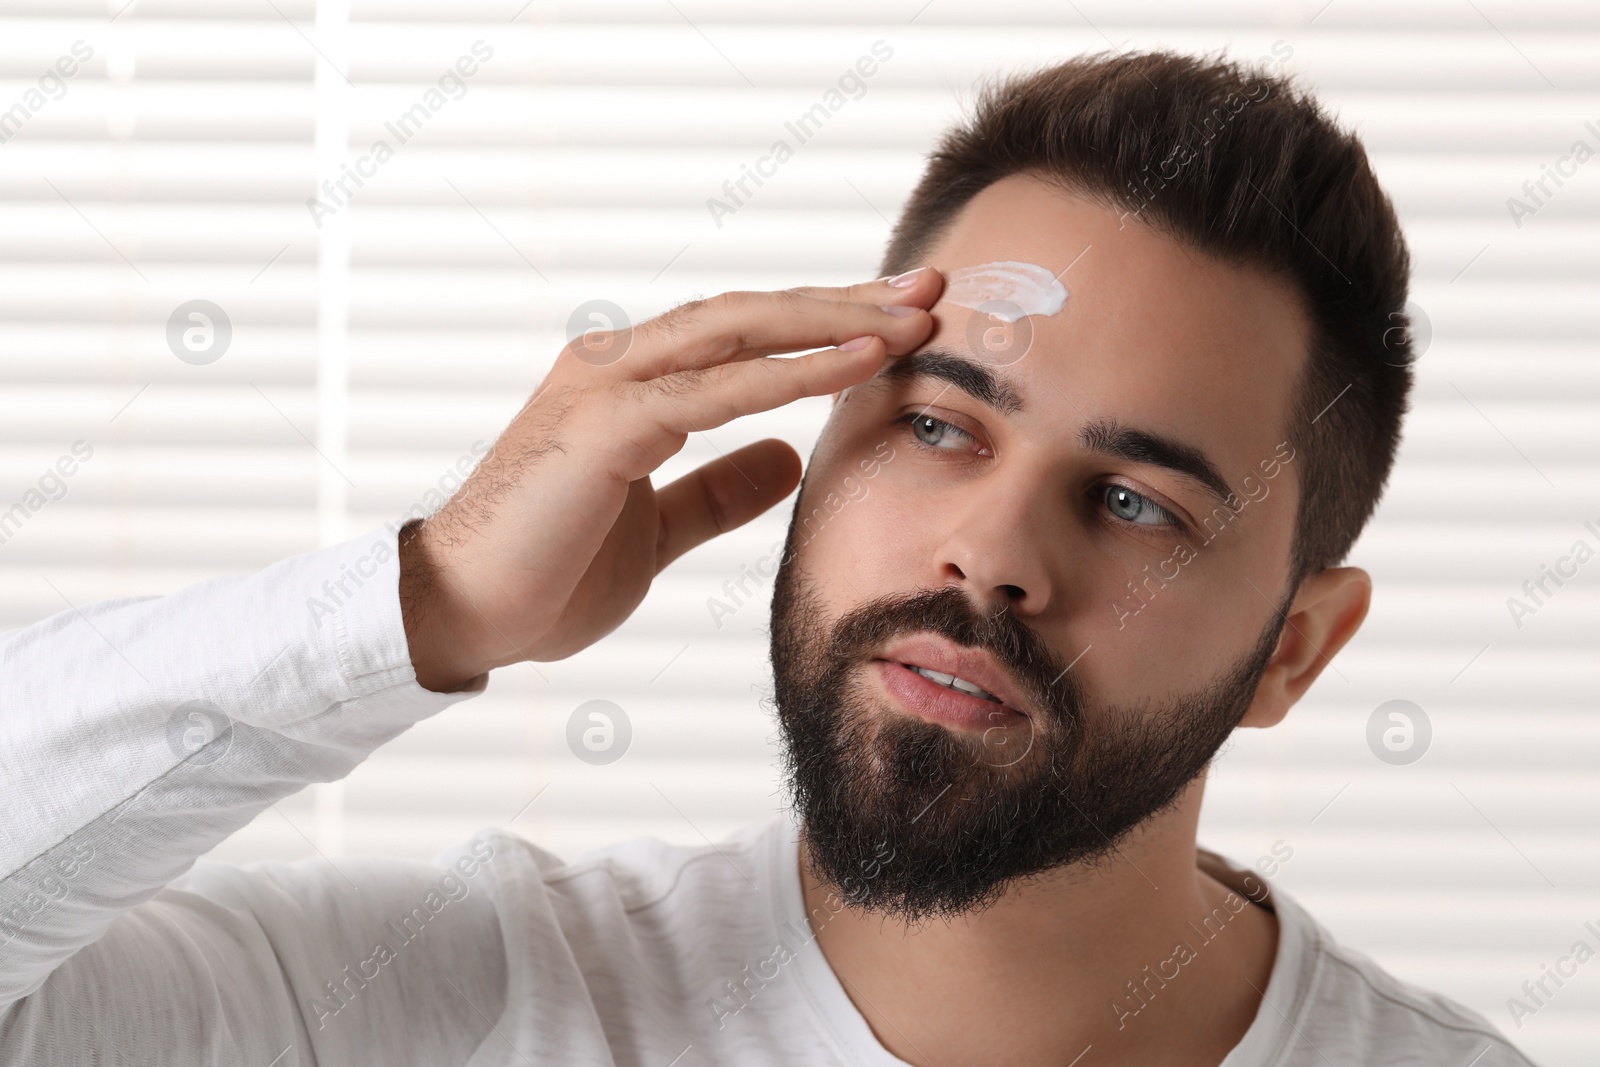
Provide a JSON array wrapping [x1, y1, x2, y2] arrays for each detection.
[[1104, 485, 1177, 527], [904, 413, 975, 451]]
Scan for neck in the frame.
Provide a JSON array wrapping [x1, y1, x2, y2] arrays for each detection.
[[798, 776, 1278, 1067]]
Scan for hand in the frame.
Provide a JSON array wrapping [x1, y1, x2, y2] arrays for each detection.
[[398, 269, 944, 692]]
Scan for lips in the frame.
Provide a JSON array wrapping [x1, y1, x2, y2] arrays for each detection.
[[872, 660, 1029, 734], [903, 664, 1003, 702], [873, 632, 1034, 717]]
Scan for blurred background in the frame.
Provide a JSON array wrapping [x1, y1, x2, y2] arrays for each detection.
[[0, 0, 1595, 1061]]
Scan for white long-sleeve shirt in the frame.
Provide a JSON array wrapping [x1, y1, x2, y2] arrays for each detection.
[[0, 522, 1539, 1066]]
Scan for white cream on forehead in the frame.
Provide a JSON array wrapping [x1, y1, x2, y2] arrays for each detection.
[[939, 259, 1068, 321]]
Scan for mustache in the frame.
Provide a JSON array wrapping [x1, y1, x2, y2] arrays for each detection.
[[823, 584, 1084, 727]]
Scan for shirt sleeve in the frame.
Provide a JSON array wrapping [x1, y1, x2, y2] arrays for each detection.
[[0, 520, 506, 1066]]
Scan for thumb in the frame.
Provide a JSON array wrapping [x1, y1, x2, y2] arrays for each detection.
[[654, 438, 802, 572]]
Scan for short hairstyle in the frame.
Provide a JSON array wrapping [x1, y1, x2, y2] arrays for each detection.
[[879, 48, 1414, 583]]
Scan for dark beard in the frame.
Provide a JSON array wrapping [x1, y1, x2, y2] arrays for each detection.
[[767, 510, 1289, 924]]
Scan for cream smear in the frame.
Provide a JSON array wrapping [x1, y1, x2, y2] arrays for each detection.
[[939, 260, 1067, 321]]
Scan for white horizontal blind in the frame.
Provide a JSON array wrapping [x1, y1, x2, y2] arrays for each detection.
[[0, 2, 1595, 1062]]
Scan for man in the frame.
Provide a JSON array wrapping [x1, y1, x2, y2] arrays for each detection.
[[0, 49, 1535, 1066]]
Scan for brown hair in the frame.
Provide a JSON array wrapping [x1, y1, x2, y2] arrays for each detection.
[[879, 48, 1414, 583]]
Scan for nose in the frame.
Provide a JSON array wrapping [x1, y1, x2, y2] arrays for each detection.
[[930, 470, 1055, 617]]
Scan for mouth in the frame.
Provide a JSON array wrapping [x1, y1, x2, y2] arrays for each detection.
[[900, 662, 1005, 703], [871, 657, 1031, 733]]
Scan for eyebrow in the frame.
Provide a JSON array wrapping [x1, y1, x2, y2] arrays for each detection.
[[877, 347, 1237, 508], [880, 347, 1024, 415]]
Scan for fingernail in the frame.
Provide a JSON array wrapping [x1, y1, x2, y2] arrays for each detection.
[[886, 267, 926, 288], [838, 336, 874, 351], [879, 304, 918, 317]]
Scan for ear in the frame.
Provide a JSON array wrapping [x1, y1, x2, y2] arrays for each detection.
[[1237, 566, 1371, 729]]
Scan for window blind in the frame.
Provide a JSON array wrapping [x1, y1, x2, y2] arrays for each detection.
[[0, 1, 1594, 1060]]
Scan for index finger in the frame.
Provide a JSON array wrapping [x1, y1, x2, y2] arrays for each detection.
[[789, 265, 945, 309], [577, 268, 946, 381]]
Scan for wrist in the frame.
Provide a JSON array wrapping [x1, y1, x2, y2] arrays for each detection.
[[397, 518, 492, 693]]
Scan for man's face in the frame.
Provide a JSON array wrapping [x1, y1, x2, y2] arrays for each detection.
[[768, 173, 1313, 920]]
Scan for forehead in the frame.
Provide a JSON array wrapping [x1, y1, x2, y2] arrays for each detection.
[[907, 173, 1310, 474]]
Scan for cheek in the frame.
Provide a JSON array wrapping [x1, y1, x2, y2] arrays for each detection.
[[797, 478, 911, 595], [1091, 527, 1287, 696]]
